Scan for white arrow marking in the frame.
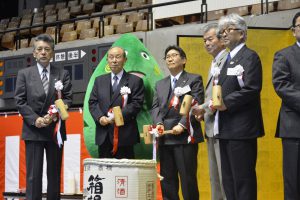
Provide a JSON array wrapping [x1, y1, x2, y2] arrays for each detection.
[[81, 50, 86, 58]]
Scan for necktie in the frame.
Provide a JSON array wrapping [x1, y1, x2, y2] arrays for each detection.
[[172, 78, 177, 90], [42, 68, 49, 94], [226, 53, 231, 64], [112, 75, 118, 92]]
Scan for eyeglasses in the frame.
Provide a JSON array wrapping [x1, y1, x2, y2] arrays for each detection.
[[220, 28, 242, 35], [165, 53, 179, 60], [293, 24, 300, 29]]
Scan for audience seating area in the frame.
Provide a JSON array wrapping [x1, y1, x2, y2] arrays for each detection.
[[0, 0, 151, 50], [0, 0, 299, 51], [155, 0, 299, 28]]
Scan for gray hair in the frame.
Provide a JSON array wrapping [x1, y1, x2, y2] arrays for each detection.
[[108, 46, 127, 58], [218, 13, 247, 41], [203, 23, 221, 39], [33, 34, 55, 50]]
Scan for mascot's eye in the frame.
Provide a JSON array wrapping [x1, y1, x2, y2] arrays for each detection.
[[141, 51, 150, 60]]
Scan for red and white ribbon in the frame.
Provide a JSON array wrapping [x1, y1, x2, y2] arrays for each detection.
[[187, 99, 199, 143], [111, 86, 131, 156], [106, 108, 119, 155], [169, 87, 184, 109], [48, 105, 63, 148], [148, 125, 163, 160], [120, 86, 131, 108]]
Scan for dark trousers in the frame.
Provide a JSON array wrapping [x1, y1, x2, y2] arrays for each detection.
[[159, 144, 199, 200], [98, 134, 135, 159], [219, 139, 257, 200], [25, 140, 63, 200], [282, 138, 300, 200]]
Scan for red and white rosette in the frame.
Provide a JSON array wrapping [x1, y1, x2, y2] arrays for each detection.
[[169, 87, 184, 109], [235, 64, 245, 88], [187, 99, 198, 143], [120, 86, 131, 108], [47, 105, 58, 122], [54, 80, 64, 148]]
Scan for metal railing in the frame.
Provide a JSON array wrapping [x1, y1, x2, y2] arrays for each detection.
[[0, 0, 202, 50]]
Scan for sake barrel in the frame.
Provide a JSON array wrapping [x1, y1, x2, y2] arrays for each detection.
[[83, 158, 157, 200]]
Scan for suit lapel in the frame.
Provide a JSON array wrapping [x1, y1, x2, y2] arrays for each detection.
[[167, 71, 189, 102], [41, 65, 60, 112], [161, 76, 172, 105], [48, 65, 59, 98], [110, 71, 129, 106], [206, 50, 228, 89], [217, 50, 228, 71], [31, 66, 45, 95], [219, 46, 246, 85], [292, 43, 300, 53], [176, 71, 189, 88]]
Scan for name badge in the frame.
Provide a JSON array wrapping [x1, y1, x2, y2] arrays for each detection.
[[227, 68, 236, 76], [181, 85, 191, 94]]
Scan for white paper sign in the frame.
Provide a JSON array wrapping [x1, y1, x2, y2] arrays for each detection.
[[55, 52, 66, 62], [68, 50, 79, 60]]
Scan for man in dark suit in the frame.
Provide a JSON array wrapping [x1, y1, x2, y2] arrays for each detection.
[[151, 45, 204, 200], [194, 23, 228, 200], [15, 34, 72, 200], [272, 12, 300, 200], [89, 46, 144, 159], [213, 14, 264, 200]]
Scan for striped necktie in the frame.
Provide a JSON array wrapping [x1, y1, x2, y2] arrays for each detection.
[[172, 78, 177, 90], [42, 68, 49, 94]]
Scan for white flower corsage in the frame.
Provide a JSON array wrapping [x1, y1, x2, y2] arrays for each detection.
[[120, 86, 131, 107], [55, 80, 63, 91], [55, 80, 63, 99], [120, 86, 131, 95]]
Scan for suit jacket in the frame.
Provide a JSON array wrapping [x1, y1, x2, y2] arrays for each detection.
[[151, 70, 205, 145], [273, 43, 300, 138], [216, 45, 264, 139], [15, 64, 72, 141], [202, 50, 228, 138], [89, 71, 144, 146]]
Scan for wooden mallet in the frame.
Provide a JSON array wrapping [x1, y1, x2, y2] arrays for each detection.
[[55, 99, 69, 120], [112, 106, 124, 126], [179, 94, 193, 116], [142, 125, 173, 144], [212, 85, 222, 107]]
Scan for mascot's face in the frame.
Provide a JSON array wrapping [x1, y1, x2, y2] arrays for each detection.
[[83, 34, 164, 158]]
